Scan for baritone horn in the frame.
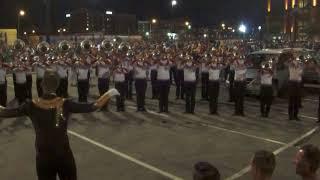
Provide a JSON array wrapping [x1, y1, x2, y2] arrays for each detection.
[[80, 39, 93, 54], [13, 39, 25, 51], [37, 41, 50, 54], [101, 39, 114, 52], [58, 40, 72, 53]]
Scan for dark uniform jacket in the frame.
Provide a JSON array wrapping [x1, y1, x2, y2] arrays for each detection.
[[0, 94, 97, 154]]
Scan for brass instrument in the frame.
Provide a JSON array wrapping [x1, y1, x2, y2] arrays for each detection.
[[37, 41, 50, 54], [101, 39, 114, 52], [13, 39, 25, 51], [118, 42, 131, 54], [58, 40, 72, 53], [80, 39, 93, 54]]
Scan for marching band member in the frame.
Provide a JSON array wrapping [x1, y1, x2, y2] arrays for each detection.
[[201, 54, 209, 100], [232, 55, 247, 116], [96, 55, 111, 96], [26, 61, 33, 99], [56, 58, 69, 98], [207, 56, 223, 115], [0, 59, 8, 106], [123, 54, 134, 100], [259, 62, 274, 118], [150, 54, 158, 99], [183, 55, 198, 114], [175, 53, 184, 100], [114, 64, 127, 112], [0, 69, 119, 180], [76, 57, 90, 102], [287, 56, 304, 121], [226, 55, 236, 102], [13, 61, 28, 105], [133, 55, 148, 112], [95, 54, 112, 111], [156, 54, 172, 113], [33, 56, 46, 97]]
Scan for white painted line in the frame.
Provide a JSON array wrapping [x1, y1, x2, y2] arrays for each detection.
[[280, 112, 318, 120], [68, 130, 183, 180], [225, 126, 319, 180], [128, 104, 286, 145], [127, 106, 169, 118], [186, 117, 287, 146], [304, 98, 319, 102]]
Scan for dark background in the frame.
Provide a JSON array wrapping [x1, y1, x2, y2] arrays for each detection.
[[0, 0, 266, 27]]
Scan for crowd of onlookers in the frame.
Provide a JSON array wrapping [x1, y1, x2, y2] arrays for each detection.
[[193, 144, 320, 180]]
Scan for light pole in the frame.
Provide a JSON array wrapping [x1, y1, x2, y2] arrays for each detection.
[[17, 10, 25, 38]]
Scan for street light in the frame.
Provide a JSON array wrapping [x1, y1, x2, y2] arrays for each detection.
[[146, 32, 150, 36], [18, 10, 26, 38], [171, 0, 177, 7], [23, 32, 27, 35], [258, 26, 262, 31], [203, 34, 208, 38], [152, 19, 157, 24], [58, 29, 61, 33], [32, 30, 35, 34], [185, 21, 190, 26], [86, 27, 89, 31], [63, 28, 66, 32], [238, 24, 247, 33], [19, 10, 25, 16], [221, 23, 226, 29], [188, 25, 192, 30], [66, 13, 71, 18]]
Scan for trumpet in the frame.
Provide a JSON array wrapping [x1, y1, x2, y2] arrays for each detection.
[[118, 42, 131, 54]]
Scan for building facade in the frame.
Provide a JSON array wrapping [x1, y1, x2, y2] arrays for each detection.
[[266, 0, 320, 41]]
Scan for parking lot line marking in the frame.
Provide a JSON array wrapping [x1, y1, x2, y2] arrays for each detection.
[[225, 126, 319, 180], [280, 112, 318, 120], [127, 105, 287, 146], [68, 130, 184, 180]]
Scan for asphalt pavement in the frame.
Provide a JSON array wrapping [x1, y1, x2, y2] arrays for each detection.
[[0, 75, 319, 180]]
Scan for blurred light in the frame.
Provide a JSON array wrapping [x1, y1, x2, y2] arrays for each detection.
[[63, 28, 66, 32], [203, 34, 208, 38], [66, 13, 71, 18], [23, 32, 27, 35], [292, 0, 296, 8], [146, 32, 150, 36], [185, 21, 190, 26], [113, 38, 116, 42], [86, 27, 89, 31], [106, 11, 113, 15], [267, 0, 271, 12], [152, 19, 157, 24], [188, 25, 192, 30], [32, 30, 35, 34], [58, 29, 61, 33], [313, 0, 317, 6], [19, 10, 25, 16], [227, 27, 233, 30], [285, 0, 289, 10], [171, 0, 177, 7], [258, 26, 262, 31], [291, 26, 294, 33], [221, 23, 226, 28], [238, 24, 247, 33]]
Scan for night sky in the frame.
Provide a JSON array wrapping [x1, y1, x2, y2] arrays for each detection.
[[1, 0, 266, 28]]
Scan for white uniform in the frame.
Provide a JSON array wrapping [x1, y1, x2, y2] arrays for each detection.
[[208, 68, 221, 81], [15, 70, 27, 84], [97, 65, 110, 79], [184, 67, 197, 82], [234, 67, 247, 81], [157, 65, 170, 80], [135, 66, 147, 79], [77, 66, 89, 80], [289, 65, 303, 82], [57, 65, 68, 79], [36, 66, 46, 79], [0, 68, 6, 84], [261, 73, 273, 85], [114, 71, 125, 82]]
